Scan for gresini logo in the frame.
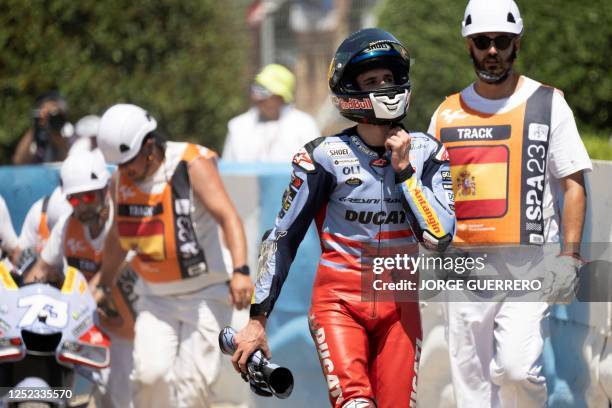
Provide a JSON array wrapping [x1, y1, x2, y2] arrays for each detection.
[[440, 108, 468, 124], [350, 135, 378, 158], [339, 197, 400, 204], [336, 97, 373, 111]]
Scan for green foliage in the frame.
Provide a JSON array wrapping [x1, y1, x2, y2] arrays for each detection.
[[0, 0, 250, 163], [582, 132, 612, 161], [378, 0, 612, 136]]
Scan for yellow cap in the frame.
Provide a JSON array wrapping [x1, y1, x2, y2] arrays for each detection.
[[254, 64, 295, 103]]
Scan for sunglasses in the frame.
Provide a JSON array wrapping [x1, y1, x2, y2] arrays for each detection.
[[67, 191, 97, 208], [471, 35, 516, 51]]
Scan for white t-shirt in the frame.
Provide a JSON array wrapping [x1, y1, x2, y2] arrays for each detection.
[[0, 195, 18, 254], [18, 186, 72, 250], [41, 205, 114, 269], [428, 76, 592, 243], [222, 105, 320, 163]]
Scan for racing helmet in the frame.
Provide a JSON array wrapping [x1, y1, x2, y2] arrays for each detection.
[[61, 149, 110, 196], [328, 28, 411, 125], [97, 104, 157, 165], [461, 0, 523, 37]]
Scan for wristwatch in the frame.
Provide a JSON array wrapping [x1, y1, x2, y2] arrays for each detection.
[[233, 265, 251, 276]]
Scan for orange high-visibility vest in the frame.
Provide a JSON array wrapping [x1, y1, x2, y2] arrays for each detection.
[[36, 195, 51, 252], [64, 217, 103, 280], [63, 216, 136, 340], [433, 85, 554, 244], [116, 143, 212, 283]]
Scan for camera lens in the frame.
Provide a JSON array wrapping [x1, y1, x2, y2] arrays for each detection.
[[48, 110, 67, 131]]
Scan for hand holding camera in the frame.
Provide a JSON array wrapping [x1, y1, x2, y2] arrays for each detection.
[[219, 326, 294, 399]]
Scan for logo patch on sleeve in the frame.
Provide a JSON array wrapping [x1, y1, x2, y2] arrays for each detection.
[[345, 177, 363, 186], [292, 147, 316, 172], [434, 145, 450, 162], [290, 172, 304, 189]]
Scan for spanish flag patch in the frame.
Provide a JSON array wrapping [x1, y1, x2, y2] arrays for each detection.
[[449, 145, 509, 219]]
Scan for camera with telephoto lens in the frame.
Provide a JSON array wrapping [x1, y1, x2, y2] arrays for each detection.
[[218, 326, 294, 399], [47, 109, 67, 132], [32, 108, 67, 155]]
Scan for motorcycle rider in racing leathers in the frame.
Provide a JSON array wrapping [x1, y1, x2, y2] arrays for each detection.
[[232, 28, 456, 408]]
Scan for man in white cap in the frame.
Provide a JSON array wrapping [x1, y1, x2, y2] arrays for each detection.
[[222, 63, 320, 162], [427, 0, 592, 407], [95, 103, 252, 407]]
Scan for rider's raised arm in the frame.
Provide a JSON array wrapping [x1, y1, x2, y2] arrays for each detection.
[[397, 133, 456, 251]]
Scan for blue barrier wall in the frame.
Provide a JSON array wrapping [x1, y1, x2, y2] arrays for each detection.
[[0, 164, 63, 234], [1, 162, 609, 407]]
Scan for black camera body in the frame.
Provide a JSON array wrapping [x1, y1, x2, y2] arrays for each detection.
[[31, 107, 68, 162], [218, 326, 294, 399]]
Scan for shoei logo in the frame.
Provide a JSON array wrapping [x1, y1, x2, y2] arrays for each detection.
[[336, 97, 373, 111], [327, 148, 350, 157], [363, 42, 391, 53]]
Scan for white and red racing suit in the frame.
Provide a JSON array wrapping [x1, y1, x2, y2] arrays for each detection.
[[251, 126, 456, 407]]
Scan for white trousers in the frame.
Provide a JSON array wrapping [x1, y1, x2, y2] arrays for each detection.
[[447, 301, 549, 408], [96, 335, 134, 408], [417, 302, 455, 408], [131, 284, 232, 408], [585, 330, 612, 408], [211, 307, 251, 407]]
